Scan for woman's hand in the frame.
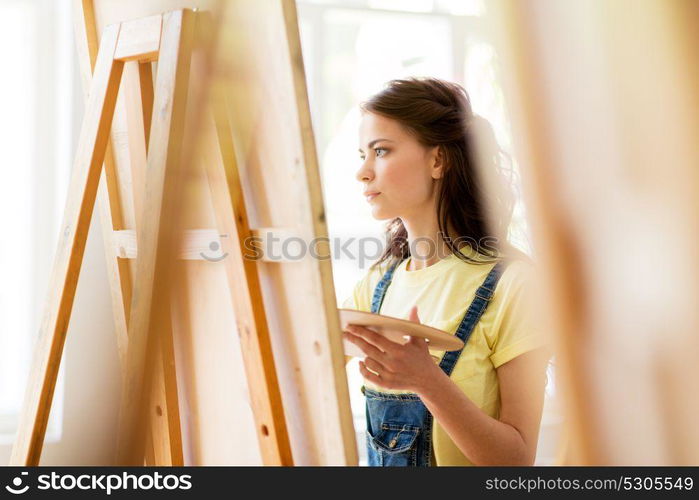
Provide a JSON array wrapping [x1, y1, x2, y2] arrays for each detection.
[[343, 305, 441, 394]]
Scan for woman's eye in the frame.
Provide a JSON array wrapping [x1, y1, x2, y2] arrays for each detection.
[[359, 148, 387, 161]]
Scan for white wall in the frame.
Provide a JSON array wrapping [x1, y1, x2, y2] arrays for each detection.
[[0, 210, 123, 465], [0, 0, 123, 465]]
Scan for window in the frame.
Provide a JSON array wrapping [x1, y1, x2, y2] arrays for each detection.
[[0, 0, 77, 445]]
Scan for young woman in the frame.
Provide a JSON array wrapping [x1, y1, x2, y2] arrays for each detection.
[[342, 77, 551, 466]]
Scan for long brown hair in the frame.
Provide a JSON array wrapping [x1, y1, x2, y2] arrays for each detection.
[[360, 77, 519, 270]]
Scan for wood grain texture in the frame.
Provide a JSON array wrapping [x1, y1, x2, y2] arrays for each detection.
[[205, 67, 293, 464], [75, 1, 183, 465], [114, 14, 162, 62], [115, 9, 195, 465], [74, 0, 356, 465], [212, 0, 356, 464]]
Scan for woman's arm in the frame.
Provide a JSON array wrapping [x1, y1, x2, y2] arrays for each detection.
[[344, 316, 549, 465], [417, 347, 549, 465]]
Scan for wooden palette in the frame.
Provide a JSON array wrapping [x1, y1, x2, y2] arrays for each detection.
[[338, 309, 464, 358]]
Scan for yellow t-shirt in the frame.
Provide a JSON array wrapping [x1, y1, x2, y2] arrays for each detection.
[[342, 248, 551, 466]]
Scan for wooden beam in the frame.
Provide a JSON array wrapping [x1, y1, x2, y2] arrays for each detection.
[[75, 0, 183, 466], [204, 61, 293, 464], [114, 14, 162, 62], [115, 9, 195, 465], [111, 227, 301, 262], [74, 0, 133, 369]]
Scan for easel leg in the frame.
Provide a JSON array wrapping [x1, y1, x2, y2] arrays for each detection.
[[115, 10, 196, 466], [204, 93, 294, 465], [190, 10, 293, 466], [9, 24, 124, 466], [122, 58, 184, 465], [76, 2, 184, 465]]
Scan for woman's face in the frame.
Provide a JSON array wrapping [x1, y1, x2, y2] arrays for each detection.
[[357, 112, 441, 221]]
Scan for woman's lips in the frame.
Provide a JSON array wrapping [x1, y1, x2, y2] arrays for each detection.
[[365, 192, 380, 202]]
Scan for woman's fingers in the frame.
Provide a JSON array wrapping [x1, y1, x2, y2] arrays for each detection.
[[360, 359, 396, 389], [343, 330, 387, 362], [363, 355, 389, 376], [358, 361, 383, 386], [345, 324, 397, 353], [408, 334, 429, 349]]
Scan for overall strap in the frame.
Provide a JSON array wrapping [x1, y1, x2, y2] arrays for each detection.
[[439, 260, 509, 377], [370, 258, 403, 314]]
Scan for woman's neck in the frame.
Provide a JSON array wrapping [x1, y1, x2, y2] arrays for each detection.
[[401, 216, 452, 271]]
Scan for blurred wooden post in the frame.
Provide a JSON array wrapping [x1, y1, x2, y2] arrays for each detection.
[[490, 0, 699, 464]]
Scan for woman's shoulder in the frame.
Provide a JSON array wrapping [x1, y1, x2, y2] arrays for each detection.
[[452, 246, 536, 290], [451, 249, 537, 310], [501, 251, 536, 282], [485, 254, 551, 365], [488, 253, 537, 306]]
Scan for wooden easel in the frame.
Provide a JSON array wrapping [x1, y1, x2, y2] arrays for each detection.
[[9, 8, 293, 466]]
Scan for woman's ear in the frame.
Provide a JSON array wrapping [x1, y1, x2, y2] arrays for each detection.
[[431, 146, 444, 180]]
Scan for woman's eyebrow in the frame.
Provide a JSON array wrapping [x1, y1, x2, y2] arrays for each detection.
[[358, 138, 394, 153]]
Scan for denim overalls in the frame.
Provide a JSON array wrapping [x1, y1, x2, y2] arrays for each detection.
[[363, 257, 508, 466]]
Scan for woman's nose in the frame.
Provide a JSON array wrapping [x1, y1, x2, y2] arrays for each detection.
[[355, 161, 374, 183]]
